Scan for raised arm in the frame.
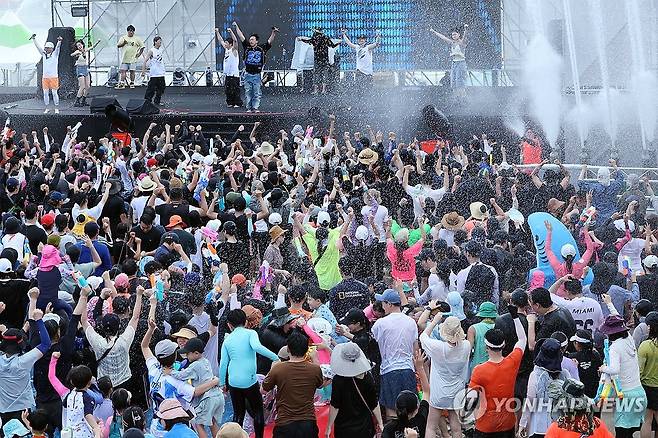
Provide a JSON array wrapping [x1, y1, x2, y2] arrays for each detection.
[[232, 22, 246, 43], [128, 286, 145, 329], [31, 35, 44, 55], [341, 30, 358, 49], [429, 28, 452, 44], [268, 27, 279, 45], [214, 28, 229, 49], [366, 32, 381, 50]]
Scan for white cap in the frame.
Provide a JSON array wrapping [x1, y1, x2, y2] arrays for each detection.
[[191, 152, 204, 163], [644, 255, 658, 268], [268, 212, 283, 225], [0, 258, 12, 273], [87, 276, 103, 290], [355, 225, 369, 241], [203, 155, 214, 166], [43, 312, 61, 324], [560, 244, 577, 258], [44, 41, 55, 49], [317, 211, 331, 226], [206, 219, 222, 231], [614, 219, 635, 233]]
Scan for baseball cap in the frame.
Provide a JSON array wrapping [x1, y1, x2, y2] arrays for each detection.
[[355, 225, 369, 241], [44, 41, 54, 49], [154, 339, 178, 358], [644, 255, 658, 268], [317, 211, 331, 226], [510, 289, 529, 307], [162, 232, 179, 244], [374, 288, 401, 305], [0, 258, 13, 274], [268, 212, 283, 225], [146, 158, 158, 168], [340, 308, 368, 326], [570, 329, 592, 344], [179, 337, 205, 354], [49, 191, 65, 202], [6, 178, 19, 190], [40, 213, 55, 227]]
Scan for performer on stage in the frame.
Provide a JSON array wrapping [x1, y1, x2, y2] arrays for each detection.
[[430, 24, 468, 97], [297, 28, 340, 95], [215, 28, 243, 108], [30, 34, 62, 114], [142, 36, 166, 106], [342, 29, 380, 90], [232, 22, 278, 113], [71, 40, 99, 107], [116, 25, 145, 89]]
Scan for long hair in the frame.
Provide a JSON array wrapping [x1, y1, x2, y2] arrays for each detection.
[[650, 323, 658, 345], [315, 226, 329, 262], [564, 255, 574, 274], [394, 241, 408, 267]]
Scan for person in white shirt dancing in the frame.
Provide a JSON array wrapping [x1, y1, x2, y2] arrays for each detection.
[[142, 36, 166, 106], [215, 27, 243, 108], [341, 29, 380, 91], [30, 34, 63, 114], [429, 24, 468, 98]]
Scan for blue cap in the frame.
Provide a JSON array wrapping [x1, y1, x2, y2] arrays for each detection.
[[2, 419, 30, 437], [374, 288, 401, 305], [49, 191, 65, 202]]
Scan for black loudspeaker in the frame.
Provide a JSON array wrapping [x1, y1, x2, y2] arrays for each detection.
[[422, 104, 451, 136], [126, 98, 160, 115], [36, 27, 77, 98], [89, 96, 121, 113]]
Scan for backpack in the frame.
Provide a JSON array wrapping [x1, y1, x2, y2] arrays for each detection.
[[464, 263, 496, 310]]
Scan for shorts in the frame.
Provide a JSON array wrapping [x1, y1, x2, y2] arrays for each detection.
[[120, 63, 135, 71], [379, 369, 417, 409], [645, 385, 658, 410], [76, 65, 89, 77], [42, 77, 59, 90], [191, 393, 225, 426], [614, 385, 647, 429]]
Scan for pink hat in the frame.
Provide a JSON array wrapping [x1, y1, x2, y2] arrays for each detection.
[[201, 226, 218, 242], [39, 245, 62, 271], [114, 273, 130, 289], [529, 270, 546, 291]]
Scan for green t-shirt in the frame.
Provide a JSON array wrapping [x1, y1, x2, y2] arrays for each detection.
[[390, 220, 431, 246], [302, 225, 342, 290], [639, 339, 658, 387], [119, 35, 145, 64]]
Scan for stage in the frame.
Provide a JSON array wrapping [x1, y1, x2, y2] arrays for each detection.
[[0, 84, 650, 166]]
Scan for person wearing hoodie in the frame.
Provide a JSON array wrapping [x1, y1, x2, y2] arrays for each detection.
[[577, 163, 625, 222]]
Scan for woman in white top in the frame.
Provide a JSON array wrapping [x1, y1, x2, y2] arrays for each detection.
[[419, 311, 470, 438], [429, 25, 468, 94], [216, 27, 243, 107], [599, 294, 648, 438], [71, 39, 99, 107], [72, 182, 111, 222]]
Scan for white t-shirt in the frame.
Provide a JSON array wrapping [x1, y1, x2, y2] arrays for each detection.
[[42, 42, 61, 78], [361, 204, 389, 243], [148, 47, 165, 77], [419, 332, 470, 409], [551, 294, 604, 333], [223, 48, 240, 77], [131, 195, 165, 225], [618, 238, 646, 273], [372, 312, 418, 374], [355, 45, 374, 75], [146, 356, 195, 437]]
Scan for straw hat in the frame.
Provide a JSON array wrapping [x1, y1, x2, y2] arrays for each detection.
[[269, 225, 286, 242], [330, 342, 372, 377], [469, 202, 489, 220], [439, 316, 466, 343], [441, 212, 465, 231], [358, 148, 379, 166], [138, 176, 157, 192]]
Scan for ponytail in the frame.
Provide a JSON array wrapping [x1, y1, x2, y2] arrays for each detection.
[[565, 255, 574, 274]]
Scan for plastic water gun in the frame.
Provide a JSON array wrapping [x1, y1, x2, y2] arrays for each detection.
[[150, 274, 165, 302], [579, 206, 597, 227], [193, 165, 211, 202], [594, 339, 624, 405], [252, 260, 273, 300], [621, 257, 633, 279], [302, 324, 331, 364], [73, 271, 89, 288]]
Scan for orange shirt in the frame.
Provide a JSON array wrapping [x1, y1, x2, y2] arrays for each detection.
[[522, 141, 542, 165], [289, 307, 313, 321], [469, 348, 522, 433], [545, 420, 614, 438]]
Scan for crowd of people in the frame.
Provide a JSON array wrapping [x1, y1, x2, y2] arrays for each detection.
[[0, 112, 657, 438]]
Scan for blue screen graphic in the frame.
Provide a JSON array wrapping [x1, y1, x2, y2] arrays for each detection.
[[215, 0, 501, 71]]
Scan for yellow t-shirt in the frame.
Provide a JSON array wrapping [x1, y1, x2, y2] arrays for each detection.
[[119, 35, 144, 64]]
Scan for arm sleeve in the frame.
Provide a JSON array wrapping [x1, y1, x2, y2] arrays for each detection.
[[49, 355, 69, 397], [219, 341, 229, 387], [261, 367, 276, 392], [250, 330, 280, 362], [34, 319, 51, 354], [544, 230, 562, 275]]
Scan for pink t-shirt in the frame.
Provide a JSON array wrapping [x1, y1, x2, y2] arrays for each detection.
[[386, 239, 424, 282]]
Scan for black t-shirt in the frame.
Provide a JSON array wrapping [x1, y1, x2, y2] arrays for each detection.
[[0, 278, 31, 328], [216, 241, 250, 278], [568, 349, 603, 398], [112, 239, 136, 264], [301, 34, 338, 65], [331, 374, 378, 435], [242, 41, 272, 74], [639, 274, 658, 304], [22, 223, 48, 255], [170, 229, 197, 255], [329, 278, 371, 320], [494, 313, 533, 375], [101, 195, 126, 235], [130, 224, 163, 252], [536, 307, 576, 340], [155, 203, 192, 229], [381, 399, 429, 438], [218, 212, 250, 242], [342, 238, 377, 282]]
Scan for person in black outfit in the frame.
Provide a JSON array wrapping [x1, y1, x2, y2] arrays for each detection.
[[329, 257, 371, 320], [337, 308, 381, 393], [130, 214, 163, 253], [529, 287, 577, 344], [298, 28, 340, 94]]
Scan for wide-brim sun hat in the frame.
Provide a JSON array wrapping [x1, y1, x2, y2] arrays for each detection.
[[599, 314, 628, 335], [331, 342, 372, 377], [476, 301, 498, 319], [138, 176, 157, 192], [534, 338, 563, 372], [439, 316, 466, 343], [156, 398, 192, 420], [358, 148, 379, 165], [269, 225, 287, 242], [469, 202, 488, 220], [441, 212, 465, 231]]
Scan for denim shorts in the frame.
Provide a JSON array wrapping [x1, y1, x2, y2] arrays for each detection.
[[76, 65, 89, 77], [379, 368, 417, 409]]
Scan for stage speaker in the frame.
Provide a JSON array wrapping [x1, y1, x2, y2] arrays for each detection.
[[36, 27, 77, 98], [422, 105, 451, 136], [89, 96, 121, 113], [126, 99, 160, 115]]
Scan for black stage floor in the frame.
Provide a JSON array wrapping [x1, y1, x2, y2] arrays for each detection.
[[1, 85, 523, 145]]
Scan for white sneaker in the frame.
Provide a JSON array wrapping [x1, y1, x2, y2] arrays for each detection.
[[54, 108, 59, 114], [44, 108, 50, 114]]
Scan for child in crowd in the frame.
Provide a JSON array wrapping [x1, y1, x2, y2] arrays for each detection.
[[62, 365, 103, 438], [21, 409, 50, 438], [172, 337, 225, 438], [306, 288, 342, 343], [105, 388, 132, 438], [94, 376, 114, 425]]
